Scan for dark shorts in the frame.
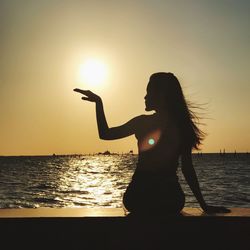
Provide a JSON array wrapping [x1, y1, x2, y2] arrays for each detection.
[[123, 171, 185, 214]]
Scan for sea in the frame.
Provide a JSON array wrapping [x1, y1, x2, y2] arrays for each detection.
[[0, 153, 249, 209]]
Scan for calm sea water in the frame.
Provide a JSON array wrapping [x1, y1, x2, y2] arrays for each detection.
[[0, 153, 249, 209]]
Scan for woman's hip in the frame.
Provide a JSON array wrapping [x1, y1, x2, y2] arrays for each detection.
[[123, 176, 185, 212]]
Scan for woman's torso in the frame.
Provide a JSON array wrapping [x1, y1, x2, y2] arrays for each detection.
[[134, 113, 182, 175]]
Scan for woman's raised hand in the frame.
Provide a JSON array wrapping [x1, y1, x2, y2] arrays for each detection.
[[203, 205, 231, 214], [73, 88, 101, 103]]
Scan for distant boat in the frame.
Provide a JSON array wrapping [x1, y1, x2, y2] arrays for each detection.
[[102, 150, 111, 155]]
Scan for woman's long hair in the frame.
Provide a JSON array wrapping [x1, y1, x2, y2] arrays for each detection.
[[150, 72, 206, 151]]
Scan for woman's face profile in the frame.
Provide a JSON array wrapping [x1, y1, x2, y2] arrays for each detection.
[[144, 89, 155, 111], [144, 81, 164, 112]]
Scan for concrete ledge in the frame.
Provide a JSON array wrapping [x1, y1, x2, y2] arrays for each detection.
[[1, 208, 249, 249], [1, 207, 249, 217]]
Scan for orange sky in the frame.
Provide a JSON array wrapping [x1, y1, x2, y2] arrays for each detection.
[[1, 0, 250, 155]]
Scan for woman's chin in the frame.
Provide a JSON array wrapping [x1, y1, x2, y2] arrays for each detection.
[[145, 106, 153, 112]]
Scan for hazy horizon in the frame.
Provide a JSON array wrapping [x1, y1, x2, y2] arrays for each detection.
[[1, 0, 250, 156], [0, 151, 248, 157]]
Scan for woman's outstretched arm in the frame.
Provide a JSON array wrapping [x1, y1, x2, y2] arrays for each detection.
[[181, 148, 230, 214], [74, 88, 140, 140]]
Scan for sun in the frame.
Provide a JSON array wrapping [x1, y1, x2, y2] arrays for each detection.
[[78, 59, 108, 88]]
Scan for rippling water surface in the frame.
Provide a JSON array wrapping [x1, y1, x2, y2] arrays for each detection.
[[0, 153, 249, 208]]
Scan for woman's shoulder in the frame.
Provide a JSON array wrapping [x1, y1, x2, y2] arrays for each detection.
[[132, 114, 155, 125], [132, 114, 158, 135]]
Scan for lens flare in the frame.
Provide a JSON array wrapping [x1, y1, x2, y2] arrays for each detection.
[[148, 138, 155, 145], [139, 129, 162, 152]]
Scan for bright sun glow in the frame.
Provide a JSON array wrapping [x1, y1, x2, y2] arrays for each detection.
[[78, 59, 107, 88]]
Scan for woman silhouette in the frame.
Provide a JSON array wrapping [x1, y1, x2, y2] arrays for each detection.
[[74, 72, 230, 215]]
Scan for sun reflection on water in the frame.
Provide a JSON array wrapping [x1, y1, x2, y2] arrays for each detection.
[[55, 155, 136, 207]]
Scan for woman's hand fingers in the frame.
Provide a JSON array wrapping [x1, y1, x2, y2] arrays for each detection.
[[81, 97, 93, 102], [81, 97, 89, 101], [73, 88, 101, 103], [218, 206, 231, 213], [73, 88, 82, 93], [73, 88, 90, 95], [204, 205, 231, 214]]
